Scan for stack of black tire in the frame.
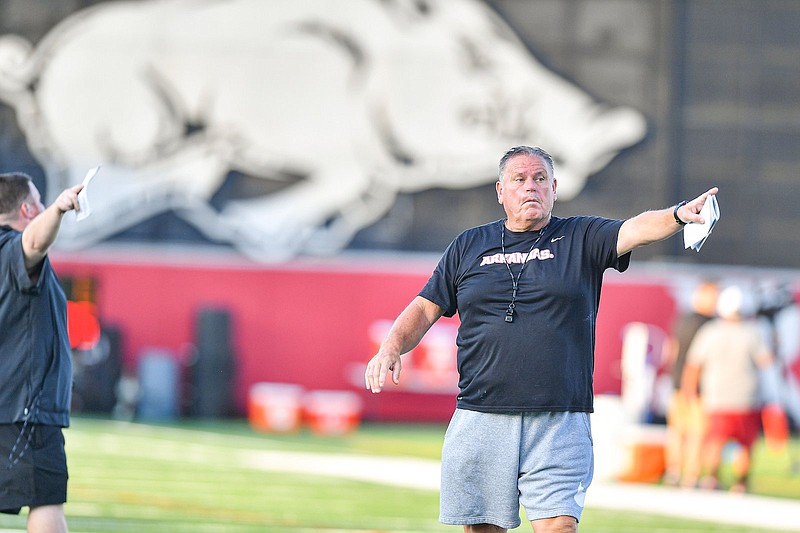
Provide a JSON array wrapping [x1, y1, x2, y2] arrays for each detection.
[[187, 307, 236, 418]]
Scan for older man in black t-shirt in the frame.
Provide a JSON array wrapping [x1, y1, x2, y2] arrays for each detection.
[[366, 146, 718, 533]]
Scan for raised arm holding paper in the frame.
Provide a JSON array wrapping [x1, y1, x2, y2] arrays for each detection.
[[616, 186, 719, 256]]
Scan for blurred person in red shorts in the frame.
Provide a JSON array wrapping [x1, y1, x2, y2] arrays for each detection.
[[682, 285, 775, 492]]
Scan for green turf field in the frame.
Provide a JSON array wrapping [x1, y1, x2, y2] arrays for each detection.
[[0, 417, 797, 532]]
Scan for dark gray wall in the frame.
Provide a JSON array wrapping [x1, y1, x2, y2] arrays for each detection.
[[358, 0, 800, 269], [1, 0, 798, 268]]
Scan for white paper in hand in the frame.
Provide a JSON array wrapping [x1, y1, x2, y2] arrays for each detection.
[[76, 165, 100, 221], [683, 195, 720, 252]]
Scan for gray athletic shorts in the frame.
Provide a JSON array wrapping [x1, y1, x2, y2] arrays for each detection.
[[439, 409, 593, 529]]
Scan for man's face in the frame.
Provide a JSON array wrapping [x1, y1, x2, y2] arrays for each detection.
[[495, 154, 557, 231]]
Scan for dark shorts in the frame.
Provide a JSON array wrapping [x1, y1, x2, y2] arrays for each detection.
[[0, 424, 68, 514]]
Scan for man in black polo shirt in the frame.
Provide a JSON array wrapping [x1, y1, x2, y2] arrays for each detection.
[[365, 146, 718, 533], [0, 172, 83, 533]]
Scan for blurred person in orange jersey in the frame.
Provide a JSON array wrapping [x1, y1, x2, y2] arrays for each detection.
[[682, 285, 775, 492], [662, 280, 719, 488]]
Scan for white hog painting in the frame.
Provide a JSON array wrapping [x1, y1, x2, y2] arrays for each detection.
[[0, 0, 646, 261]]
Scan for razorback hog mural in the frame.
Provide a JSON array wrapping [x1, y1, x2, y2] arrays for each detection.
[[0, 0, 646, 261]]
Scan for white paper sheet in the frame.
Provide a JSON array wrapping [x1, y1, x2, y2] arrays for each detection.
[[76, 165, 100, 221], [683, 195, 720, 252]]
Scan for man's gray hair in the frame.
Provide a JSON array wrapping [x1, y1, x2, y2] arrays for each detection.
[[498, 146, 555, 182]]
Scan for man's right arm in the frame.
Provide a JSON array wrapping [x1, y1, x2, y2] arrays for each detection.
[[22, 185, 83, 275], [364, 296, 445, 393]]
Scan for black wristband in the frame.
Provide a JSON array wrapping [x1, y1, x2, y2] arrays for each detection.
[[673, 201, 688, 226]]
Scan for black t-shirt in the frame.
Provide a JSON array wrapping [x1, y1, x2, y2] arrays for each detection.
[[419, 216, 629, 413]]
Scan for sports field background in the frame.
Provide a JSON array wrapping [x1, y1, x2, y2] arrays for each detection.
[[0, 418, 797, 532]]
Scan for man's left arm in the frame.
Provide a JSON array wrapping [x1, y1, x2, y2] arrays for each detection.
[[617, 187, 718, 256]]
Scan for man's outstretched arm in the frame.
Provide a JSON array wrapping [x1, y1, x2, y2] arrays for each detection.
[[617, 187, 718, 256]]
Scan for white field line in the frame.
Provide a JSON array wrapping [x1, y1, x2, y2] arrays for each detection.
[[242, 449, 440, 491]]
